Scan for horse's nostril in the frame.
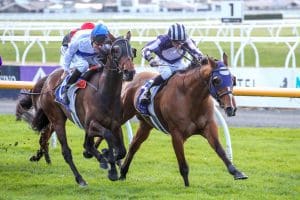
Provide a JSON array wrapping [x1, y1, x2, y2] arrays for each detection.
[[225, 107, 235, 117]]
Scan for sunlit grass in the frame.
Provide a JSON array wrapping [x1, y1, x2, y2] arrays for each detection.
[[0, 115, 299, 199]]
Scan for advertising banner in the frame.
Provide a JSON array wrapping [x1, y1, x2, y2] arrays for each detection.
[[0, 65, 20, 99], [20, 65, 59, 82], [0, 65, 60, 99], [231, 68, 300, 108]]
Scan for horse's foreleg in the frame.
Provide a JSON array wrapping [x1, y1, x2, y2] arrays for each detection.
[[112, 127, 126, 161], [102, 129, 119, 181], [204, 123, 248, 180], [30, 125, 53, 164], [82, 133, 104, 159], [84, 132, 108, 169], [87, 121, 118, 181], [55, 125, 87, 186], [171, 130, 189, 187], [120, 121, 152, 180]]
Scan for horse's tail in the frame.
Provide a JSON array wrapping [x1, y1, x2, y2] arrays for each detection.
[[15, 75, 49, 124], [15, 91, 34, 123], [31, 108, 49, 132]]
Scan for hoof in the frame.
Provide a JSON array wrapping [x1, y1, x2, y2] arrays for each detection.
[[83, 150, 93, 159], [100, 161, 108, 170], [108, 173, 119, 181], [108, 168, 118, 181], [234, 171, 248, 180], [119, 175, 126, 181], [44, 154, 51, 164], [29, 156, 39, 162], [76, 177, 88, 187]]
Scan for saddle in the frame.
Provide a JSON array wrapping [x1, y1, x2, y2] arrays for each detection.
[[55, 67, 103, 128], [135, 80, 169, 134]]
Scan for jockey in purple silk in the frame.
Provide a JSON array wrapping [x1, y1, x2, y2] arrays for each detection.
[[140, 23, 203, 104], [61, 23, 110, 105]]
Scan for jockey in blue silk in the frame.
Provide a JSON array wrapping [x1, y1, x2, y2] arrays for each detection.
[[61, 23, 110, 105], [59, 22, 95, 66], [140, 23, 203, 104]]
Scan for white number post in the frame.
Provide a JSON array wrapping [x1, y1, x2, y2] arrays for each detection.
[[221, 0, 243, 23]]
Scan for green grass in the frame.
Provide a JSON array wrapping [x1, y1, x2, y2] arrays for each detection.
[[0, 115, 299, 199]]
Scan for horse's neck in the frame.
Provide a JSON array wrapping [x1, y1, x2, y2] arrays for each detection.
[[177, 67, 210, 104], [99, 68, 122, 98], [97, 58, 123, 101]]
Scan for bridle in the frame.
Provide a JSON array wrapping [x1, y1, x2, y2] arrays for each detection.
[[208, 61, 234, 104], [109, 38, 134, 73]]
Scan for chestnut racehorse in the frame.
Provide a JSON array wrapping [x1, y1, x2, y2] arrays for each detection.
[[17, 32, 135, 186], [119, 53, 248, 186]]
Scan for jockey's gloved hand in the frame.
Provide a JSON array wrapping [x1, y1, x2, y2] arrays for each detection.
[[149, 59, 159, 67]]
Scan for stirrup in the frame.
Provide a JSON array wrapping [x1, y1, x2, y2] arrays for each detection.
[[140, 92, 151, 104], [61, 92, 69, 105]]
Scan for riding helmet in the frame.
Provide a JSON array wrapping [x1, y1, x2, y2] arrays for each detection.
[[81, 22, 95, 30], [91, 23, 109, 44], [168, 23, 187, 41]]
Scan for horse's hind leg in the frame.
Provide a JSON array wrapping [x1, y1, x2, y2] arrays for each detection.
[[120, 121, 152, 180], [204, 122, 248, 180], [30, 124, 53, 164]]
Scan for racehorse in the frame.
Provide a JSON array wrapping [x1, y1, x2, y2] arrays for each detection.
[[17, 31, 135, 186], [119, 53, 248, 186]]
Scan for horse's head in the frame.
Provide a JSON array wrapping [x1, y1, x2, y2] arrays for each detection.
[[206, 53, 237, 117], [109, 31, 136, 81]]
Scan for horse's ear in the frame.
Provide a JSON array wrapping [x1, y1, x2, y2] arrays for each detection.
[[108, 32, 116, 42], [223, 52, 228, 66], [201, 56, 213, 78], [207, 56, 215, 68], [126, 31, 131, 41]]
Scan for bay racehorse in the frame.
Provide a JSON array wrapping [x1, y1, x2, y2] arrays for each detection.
[[17, 31, 135, 186], [119, 53, 248, 186]]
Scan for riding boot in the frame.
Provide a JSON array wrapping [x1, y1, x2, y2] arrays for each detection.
[[61, 69, 82, 105], [140, 75, 164, 105]]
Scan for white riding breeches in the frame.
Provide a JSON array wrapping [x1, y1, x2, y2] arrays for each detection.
[[157, 59, 187, 80], [69, 54, 98, 73]]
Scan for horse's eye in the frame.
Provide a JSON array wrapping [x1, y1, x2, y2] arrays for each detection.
[[212, 76, 222, 86], [112, 46, 121, 58]]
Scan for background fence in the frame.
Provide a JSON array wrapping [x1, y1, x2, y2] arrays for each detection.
[[1, 20, 299, 68], [0, 19, 299, 108]]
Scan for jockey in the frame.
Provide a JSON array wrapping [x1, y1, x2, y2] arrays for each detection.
[[61, 23, 110, 105], [140, 23, 203, 104], [60, 22, 95, 66]]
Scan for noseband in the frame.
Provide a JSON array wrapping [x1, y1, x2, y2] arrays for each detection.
[[208, 61, 233, 103]]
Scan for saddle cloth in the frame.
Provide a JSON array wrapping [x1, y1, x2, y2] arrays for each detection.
[[136, 80, 169, 134], [55, 75, 87, 129]]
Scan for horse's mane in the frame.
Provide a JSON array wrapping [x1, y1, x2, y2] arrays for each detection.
[[178, 56, 215, 74]]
